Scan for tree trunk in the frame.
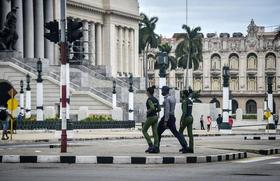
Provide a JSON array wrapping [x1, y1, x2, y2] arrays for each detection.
[[184, 53, 190, 90], [144, 45, 149, 89]]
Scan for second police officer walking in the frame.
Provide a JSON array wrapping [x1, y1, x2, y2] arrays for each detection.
[[179, 89, 194, 153]]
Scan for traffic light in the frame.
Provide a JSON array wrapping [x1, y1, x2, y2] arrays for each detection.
[[67, 19, 83, 43], [44, 20, 59, 43]]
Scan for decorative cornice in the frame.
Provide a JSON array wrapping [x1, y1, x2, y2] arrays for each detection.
[[67, 1, 140, 21], [67, 1, 105, 14]]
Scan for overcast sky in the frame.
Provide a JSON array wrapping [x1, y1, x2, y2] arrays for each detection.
[[139, 0, 280, 37]]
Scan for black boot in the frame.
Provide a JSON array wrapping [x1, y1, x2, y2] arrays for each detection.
[[145, 144, 154, 153], [181, 147, 194, 154], [149, 146, 160, 154]]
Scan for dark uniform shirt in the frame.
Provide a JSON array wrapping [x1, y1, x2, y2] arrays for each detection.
[[182, 98, 193, 117], [146, 96, 160, 118]]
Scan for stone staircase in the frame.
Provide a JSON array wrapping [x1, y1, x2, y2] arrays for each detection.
[[0, 53, 151, 121]]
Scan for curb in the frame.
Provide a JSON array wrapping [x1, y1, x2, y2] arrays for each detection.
[[258, 148, 280, 155], [244, 136, 278, 140], [0, 152, 247, 164]]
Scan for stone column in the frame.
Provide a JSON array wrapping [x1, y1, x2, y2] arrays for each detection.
[[96, 23, 103, 65], [129, 29, 135, 74], [82, 20, 89, 61], [0, 0, 11, 29], [44, 0, 55, 65], [23, 0, 34, 58], [34, 0, 44, 58], [89, 22, 96, 65], [118, 27, 123, 75], [13, 0, 24, 54], [258, 53, 265, 91], [134, 28, 139, 76], [239, 53, 247, 91], [124, 28, 129, 74]]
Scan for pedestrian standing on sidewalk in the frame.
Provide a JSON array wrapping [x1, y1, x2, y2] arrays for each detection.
[[273, 114, 279, 128], [179, 90, 194, 153], [16, 112, 24, 130], [216, 114, 223, 130], [228, 116, 233, 128], [157, 86, 188, 153], [0, 106, 9, 140], [142, 86, 160, 153], [200, 115, 205, 130], [206, 116, 212, 132]]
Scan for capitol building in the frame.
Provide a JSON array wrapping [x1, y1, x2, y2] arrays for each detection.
[[147, 20, 280, 116]]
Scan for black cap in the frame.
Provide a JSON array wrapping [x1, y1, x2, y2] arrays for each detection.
[[162, 86, 170, 93]]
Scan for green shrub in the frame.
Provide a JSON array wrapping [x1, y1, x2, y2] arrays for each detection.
[[23, 115, 36, 122], [45, 118, 59, 122], [242, 114, 257, 119], [80, 115, 113, 122]]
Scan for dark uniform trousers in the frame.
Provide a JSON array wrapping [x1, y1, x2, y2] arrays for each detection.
[[157, 115, 188, 149]]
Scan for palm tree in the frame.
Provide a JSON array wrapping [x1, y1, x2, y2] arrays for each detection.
[[154, 43, 177, 70], [139, 13, 160, 88], [273, 26, 280, 41], [175, 25, 203, 90]]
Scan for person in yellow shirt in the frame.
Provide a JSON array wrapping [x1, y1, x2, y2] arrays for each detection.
[[265, 108, 271, 121]]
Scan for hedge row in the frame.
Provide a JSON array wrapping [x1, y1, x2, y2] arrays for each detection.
[[0, 121, 135, 130]]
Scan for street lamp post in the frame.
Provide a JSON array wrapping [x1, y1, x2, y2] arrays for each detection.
[[220, 66, 232, 133], [128, 74, 134, 121], [266, 75, 275, 132], [25, 74, 31, 119], [36, 59, 44, 121], [158, 52, 168, 118], [112, 80, 117, 108], [19, 80, 25, 115]]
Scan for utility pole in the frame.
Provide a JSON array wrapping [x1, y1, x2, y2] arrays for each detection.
[[60, 0, 68, 153]]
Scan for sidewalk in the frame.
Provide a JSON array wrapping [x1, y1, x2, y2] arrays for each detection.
[[1, 128, 276, 144]]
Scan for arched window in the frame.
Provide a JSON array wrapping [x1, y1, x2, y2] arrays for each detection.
[[147, 54, 156, 70], [210, 98, 220, 108], [247, 53, 257, 70], [246, 100, 257, 114], [193, 76, 202, 91], [265, 53, 276, 69], [229, 53, 239, 70], [211, 54, 221, 70], [232, 99, 238, 114]]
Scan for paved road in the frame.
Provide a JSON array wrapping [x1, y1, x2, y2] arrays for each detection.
[[0, 155, 279, 181], [0, 135, 279, 156]]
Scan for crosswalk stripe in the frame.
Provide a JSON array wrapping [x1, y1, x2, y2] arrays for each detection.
[[233, 156, 278, 163], [269, 161, 280, 164]]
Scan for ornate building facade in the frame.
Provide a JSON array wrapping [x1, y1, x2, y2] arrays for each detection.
[[0, 0, 140, 77], [147, 20, 280, 116]]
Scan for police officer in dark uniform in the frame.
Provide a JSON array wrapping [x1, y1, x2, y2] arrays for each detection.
[[179, 90, 194, 153], [142, 86, 160, 153]]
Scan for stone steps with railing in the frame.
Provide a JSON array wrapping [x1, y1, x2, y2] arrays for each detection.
[[2, 57, 113, 104]]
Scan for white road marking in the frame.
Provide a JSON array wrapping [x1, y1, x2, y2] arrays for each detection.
[[35, 150, 41, 153], [233, 156, 278, 163], [269, 161, 280, 164]]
